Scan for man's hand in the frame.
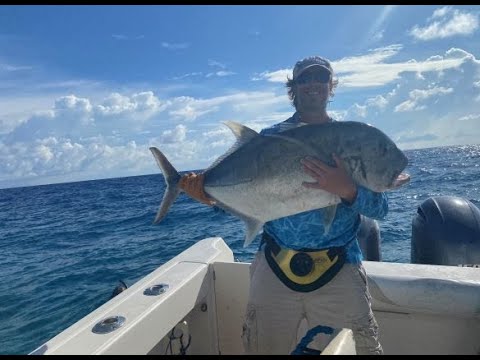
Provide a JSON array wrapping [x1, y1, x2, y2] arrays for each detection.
[[300, 153, 358, 204]]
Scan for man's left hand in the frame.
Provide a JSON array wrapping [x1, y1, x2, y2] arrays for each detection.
[[300, 153, 358, 203]]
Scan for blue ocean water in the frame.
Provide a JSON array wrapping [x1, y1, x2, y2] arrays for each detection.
[[0, 144, 479, 354]]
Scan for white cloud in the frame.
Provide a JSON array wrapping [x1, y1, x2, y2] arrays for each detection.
[[458, 113, 480, 121], [0, 136, 153, 186], [167, 92, 288, 123], [362, 5, 397, 46], [335, 48, 480, 150], [366, 95, 389, 110], [2, 44, 480, 188], [174, 60, 235, 80], [93, 91, 168, 128], [256, 45, 476, 89], [0, 63, 33, 72], [55, 95, 93, 113], [34, 144, 54, 162], [172, 72, 203, 80], [204, 59, 235, 77], [251, 69, 290, 82], [208, 59, 226, 69], [160, 124, 187, 143], [394, 86, 453, 112], [348, 104, 368, 118], [202, 126, 231, 143], [161, 41, 190, 50], [214, 70, 236, 77], [168, 96, 219, 121], [0, 84, 297, 188], [0, 96, 55, 135], [409, 6, 479, 41], [95, 93, 136, 115], [112, 34, 145, 40], [54, 95, 94, 127]]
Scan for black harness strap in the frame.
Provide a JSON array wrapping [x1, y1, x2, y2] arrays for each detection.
[[261, 232, 349, 293]]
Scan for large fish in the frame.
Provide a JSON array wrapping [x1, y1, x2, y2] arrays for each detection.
[[150, 121, 410, 247]]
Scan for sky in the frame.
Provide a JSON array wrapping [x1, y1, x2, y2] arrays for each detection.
[[0, 5, 479, 189]]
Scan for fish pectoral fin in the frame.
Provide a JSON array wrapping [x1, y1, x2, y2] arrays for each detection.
[[243, 217, 264, 248], [322, 205, 338, 235], [210, 201, 264, 248]]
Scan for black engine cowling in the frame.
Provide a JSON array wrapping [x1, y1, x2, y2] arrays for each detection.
[[411, 196, 480, 266]]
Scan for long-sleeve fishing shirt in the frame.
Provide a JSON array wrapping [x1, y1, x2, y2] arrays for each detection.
[[260, 113, 389, 264]]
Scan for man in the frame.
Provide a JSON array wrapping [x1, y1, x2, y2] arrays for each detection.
[[241, 56, 387, 355]]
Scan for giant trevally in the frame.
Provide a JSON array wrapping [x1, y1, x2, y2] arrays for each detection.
[[150, 121, 410, 247]]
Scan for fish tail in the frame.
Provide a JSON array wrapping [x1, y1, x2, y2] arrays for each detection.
[[149, 147, 182, 224]]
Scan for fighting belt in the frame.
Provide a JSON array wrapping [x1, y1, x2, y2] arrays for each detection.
[[262, 233, 347, 292]]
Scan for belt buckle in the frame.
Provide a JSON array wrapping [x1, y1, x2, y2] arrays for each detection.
[[290, 252, 314, 277]]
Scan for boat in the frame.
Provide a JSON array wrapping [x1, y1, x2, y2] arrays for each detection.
[[30, 196, 480, 355]]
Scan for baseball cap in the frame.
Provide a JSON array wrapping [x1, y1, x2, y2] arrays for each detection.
[[292, 56, 333, 81]]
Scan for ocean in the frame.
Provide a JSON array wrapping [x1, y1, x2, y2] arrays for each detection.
[[0, 144, 479, 354]]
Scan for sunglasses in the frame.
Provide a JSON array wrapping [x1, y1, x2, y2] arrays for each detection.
[[295, 70, 331, 85]]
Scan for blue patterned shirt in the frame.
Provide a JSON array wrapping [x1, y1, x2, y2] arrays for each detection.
[[260, 113, 389, 264]]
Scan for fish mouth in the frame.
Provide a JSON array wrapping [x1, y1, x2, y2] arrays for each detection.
[[391, 172, 410, 189]]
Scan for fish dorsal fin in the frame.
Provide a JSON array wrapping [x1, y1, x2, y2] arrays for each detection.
[[224, 121, 259, 142], [206, 121, 259, 171]]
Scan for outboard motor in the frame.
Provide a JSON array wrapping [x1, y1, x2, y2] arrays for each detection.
[[357, 215, 381, 261], [411, 196, 480, 266]]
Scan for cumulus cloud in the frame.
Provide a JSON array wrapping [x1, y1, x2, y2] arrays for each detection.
[[2, 44, 480, 188], [409, 6, 479, 41], [5, 92, 169, 145], [394, 86, 453, 112], [168, 96, 219, 121], [54, 95, 93, 122], [0, 86, 295, 188], [0, 135, 153, 186], [95, 91, 165, 119], [336, 48, 480, 150], [160, 124, 187, 143]]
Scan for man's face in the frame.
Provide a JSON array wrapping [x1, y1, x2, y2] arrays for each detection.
[[294, 66, 332, 113]]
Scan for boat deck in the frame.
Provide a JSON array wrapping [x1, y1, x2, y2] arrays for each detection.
[[31, 237, 480, 355]]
